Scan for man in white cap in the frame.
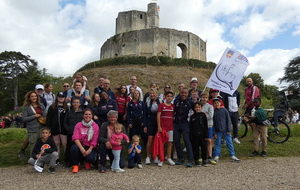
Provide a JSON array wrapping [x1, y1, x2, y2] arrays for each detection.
[[188, 77, 202, 98], [35, 84, 47, 109]]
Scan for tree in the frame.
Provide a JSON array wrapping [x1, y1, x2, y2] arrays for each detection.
[[0, 51, 38, 108], [279, 56, 300, 88]]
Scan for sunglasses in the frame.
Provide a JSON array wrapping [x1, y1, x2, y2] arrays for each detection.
[[63, 85, 69, 87], [165, 87, 170, 89]]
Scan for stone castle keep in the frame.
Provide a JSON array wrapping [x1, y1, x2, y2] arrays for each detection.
[[100, 3, 207, 61]]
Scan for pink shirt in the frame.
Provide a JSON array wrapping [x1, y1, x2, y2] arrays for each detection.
[[110, 132, 129, 150], [72, 121, 99, 148]]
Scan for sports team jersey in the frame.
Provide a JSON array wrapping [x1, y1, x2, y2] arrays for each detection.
[[157, 103, 174, 131]]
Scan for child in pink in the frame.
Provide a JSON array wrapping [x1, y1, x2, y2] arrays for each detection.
[[110, 123, 129, 172]]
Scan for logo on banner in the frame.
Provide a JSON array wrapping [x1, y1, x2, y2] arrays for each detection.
[[235, 54, 249, 64], [226, 50, 235, 58]]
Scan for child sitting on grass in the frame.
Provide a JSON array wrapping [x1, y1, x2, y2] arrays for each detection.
[[189, 102, 209, 166], [213, 98, 240, 163], [128, 135, 143, 169], [110, 123, 129, 172], [28, 127, 58, 174]]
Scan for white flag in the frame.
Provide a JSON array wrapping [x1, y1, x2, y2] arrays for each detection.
[[206, 48, 250, 95]]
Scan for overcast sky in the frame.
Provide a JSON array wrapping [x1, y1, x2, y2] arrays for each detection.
[[1, 0, 299, 88]]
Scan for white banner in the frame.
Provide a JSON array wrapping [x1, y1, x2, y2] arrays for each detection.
[[206, 47, 250, 95]]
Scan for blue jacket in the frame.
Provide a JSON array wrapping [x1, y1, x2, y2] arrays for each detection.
[[213, 107, 231, 134], [174, 97, 194, 124], [98, 99, 118, 123], [144, 98, 162, 128], [126, 101, 145, 125]]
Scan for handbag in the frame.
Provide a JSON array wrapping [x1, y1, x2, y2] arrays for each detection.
[[262, 119, 271, 126], [30, 105, 46, 125]]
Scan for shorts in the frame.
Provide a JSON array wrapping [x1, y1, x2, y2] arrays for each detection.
[[208, 127, 213, 139], [167, 130, 173, 142], [147, 122, 157, 136]]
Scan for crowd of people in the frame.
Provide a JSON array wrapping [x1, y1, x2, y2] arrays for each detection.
[[4, 74, 295, 174]]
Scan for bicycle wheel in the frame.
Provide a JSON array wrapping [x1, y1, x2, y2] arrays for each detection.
[[237, 120, 248, 139], [267, 120, 291, 143]]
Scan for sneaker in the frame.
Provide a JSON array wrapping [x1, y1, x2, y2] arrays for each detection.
[[251, 151, 259, 157], [157, 161, 163, 167], [154, 157, 159, 164], [115, 168, 125, 173], [167, 158, 175, 166], [261, 151, 267, 157], [208, 158, 217, 165], [48, 166, 56, 174], [186, 161, 193, 167], [137, 164, 143, 169], [233, 138, 241, 144], [214, 156, 219, 162], [175, 158, 184, 165], [72, 165, 79, 173], [99, 165, 106, 173], [18, 151, 25, 159], [173, 152, 178, 160], [55, 159, 60, 167], [106, 154, 110, 161], [195, 160, 201, 166], [203, 160, 208, 167], [183, 147, 187, 152], [145, 157, 151, 165], [85, 162, 91, 170], [111, 168, 115, 172], [230, 156, 241, 162]]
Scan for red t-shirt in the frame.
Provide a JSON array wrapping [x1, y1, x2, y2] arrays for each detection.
[[126, 96, 132, 103], [34, 106, 42, 115], [157, 103, 174, 131], [115, 94, 126, 115]]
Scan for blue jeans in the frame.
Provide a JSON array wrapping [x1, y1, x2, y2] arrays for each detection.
[[173, 123, 193, 161], [214, 132, 235, 157], [70, 144, 97, 165], [111, 150, 121, 170], [99, 143, 125, 168], [128, 153, 142, 168]]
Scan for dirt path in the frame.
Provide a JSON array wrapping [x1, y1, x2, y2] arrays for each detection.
[[0, 157, 299, 190]]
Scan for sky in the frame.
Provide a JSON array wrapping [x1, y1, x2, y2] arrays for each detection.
[[1, 0, 299, 88]]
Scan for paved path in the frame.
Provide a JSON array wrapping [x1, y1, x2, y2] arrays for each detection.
[[0, 157, 299, 189]]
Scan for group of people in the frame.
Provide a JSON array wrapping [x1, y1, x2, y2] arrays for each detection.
[[0, 114, 22, 128], [18, 74, 275, 174]]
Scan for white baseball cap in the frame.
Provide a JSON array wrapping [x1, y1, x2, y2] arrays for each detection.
[[35, 84, 44, 90], [191, 77, 198, 82]]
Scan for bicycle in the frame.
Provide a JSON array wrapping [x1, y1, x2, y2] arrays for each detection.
[[237, 109, 291, 143]]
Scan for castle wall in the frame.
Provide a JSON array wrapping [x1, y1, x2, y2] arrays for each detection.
[[100, 28, 207, 61]]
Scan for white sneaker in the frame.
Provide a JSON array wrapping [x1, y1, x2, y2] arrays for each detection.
[[173, 152, 177, 160], [137, 164, 143, 169], [115, 168, 125, 173], [230, 156, 241, 162], [233, 138, 241, 144], [214, 156, 219, 162], [167, 158, 175, 166], [145, 157, 151, 165], [157, 161, 163, 167], [154, 157, 159, 164], [183, 147, 187, 152]]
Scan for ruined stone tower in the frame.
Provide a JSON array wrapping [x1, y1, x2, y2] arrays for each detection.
[[100, 3, 207, 61]]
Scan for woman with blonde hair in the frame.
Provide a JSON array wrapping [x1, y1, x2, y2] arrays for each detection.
[[22, 91, 46, 157]]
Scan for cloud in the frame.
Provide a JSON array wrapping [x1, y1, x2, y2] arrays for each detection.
[[246, 48, 300, 87]]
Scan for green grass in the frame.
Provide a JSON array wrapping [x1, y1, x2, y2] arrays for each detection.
[[1, 124, 300, 167]]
